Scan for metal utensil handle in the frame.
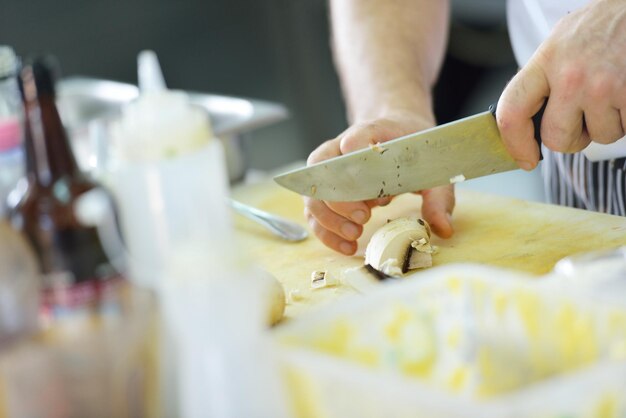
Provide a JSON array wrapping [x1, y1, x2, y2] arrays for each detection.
[[229, 199, 308, 242]]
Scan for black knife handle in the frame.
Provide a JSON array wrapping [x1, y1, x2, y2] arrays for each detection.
[[489, 100, 547, 160]]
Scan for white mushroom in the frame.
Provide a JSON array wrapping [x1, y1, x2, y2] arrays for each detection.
[[310, 270, 338, 289], [288, 289, 305, 303], [364, 217, 434, 276]]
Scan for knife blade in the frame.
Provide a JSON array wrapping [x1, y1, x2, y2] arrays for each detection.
[[274, 104, 544, 202]]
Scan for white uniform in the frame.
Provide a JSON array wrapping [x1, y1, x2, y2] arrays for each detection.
[[507, 0, 588, 66], [507, 0, 626, 216]]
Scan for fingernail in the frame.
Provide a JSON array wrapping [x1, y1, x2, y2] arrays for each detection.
[[339, 241, 354, 255], [341, 222, 359, 240], [351, 210, 367, 224], [516, 160, 534, 171]]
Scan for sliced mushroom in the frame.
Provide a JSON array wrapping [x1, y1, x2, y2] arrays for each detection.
[[310, 270, 338, 289], [364, 217, 434, 276]]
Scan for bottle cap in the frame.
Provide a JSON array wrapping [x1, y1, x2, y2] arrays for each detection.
[[110, 50, 213, 162], [137, 50, 166, 93], [18, 56, 60, 100], [0, 46, 19, 79]]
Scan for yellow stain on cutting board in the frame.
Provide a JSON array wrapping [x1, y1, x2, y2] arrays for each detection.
[[232, 180, 626, 319]]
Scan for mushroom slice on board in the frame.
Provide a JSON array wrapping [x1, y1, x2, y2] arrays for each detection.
[[364, 217, 434, 277]]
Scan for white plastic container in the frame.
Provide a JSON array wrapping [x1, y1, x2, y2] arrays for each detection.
[[273, 264, 626, 418], [103, 139, 232, 288]]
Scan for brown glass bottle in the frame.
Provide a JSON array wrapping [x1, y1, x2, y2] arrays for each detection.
[[9, 57, 119, 311]]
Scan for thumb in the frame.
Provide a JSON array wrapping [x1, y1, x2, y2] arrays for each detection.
[[420, 185, 455, 238]]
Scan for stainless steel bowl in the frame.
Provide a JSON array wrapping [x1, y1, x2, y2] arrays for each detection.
[[56, 77, 288, 183]]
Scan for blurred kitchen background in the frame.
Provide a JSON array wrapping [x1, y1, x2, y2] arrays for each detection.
[[1, 0, 544, 202]]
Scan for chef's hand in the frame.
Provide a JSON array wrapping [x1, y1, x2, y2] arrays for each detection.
[[304, 112, 455, 255], [497, 0, 626, 170]]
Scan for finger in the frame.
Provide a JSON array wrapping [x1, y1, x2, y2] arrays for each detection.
[[307, 138, 341, 165], [365, 197, 393, 208], [584, 106, 625, 144], [538, 64, 589, 152], [622, 109, 626, 136], [420, 185, 455, 238], [325, 201, 371, 224], [304, 198, 362, 241], [583, 72, 625, 144], [541, 94, 587, 153], [497, 61, 549, 170], [307, 217, 357, 255], [339, 120, 403, 154]]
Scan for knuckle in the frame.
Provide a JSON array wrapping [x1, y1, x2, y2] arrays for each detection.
[[304, 200, 325, 223], [325, 201, 348, 216], [558, 66, 585, 92], [306, 154, 319, 166], [586, 74, 614, 101], [541, 120, 570, 150], [340, 123, 379, 153], [541, 134, 564, 152], [616, 87, 626, 108], [359, 120, 380, 133], [312, 223, 334, 247], [307, 149, 324, 165], [496, 107, 516, 136], [338, 134, 363, 154], [307, 139, 337, 165], [544, 123, 572, 146]]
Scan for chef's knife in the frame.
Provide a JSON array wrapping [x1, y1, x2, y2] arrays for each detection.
[[274, 103, 544, 202]]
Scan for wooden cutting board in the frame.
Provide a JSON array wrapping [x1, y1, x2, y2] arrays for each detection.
[[232, 180, 626, 320]]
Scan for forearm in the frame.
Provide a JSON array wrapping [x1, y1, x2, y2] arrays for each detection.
[[330, 0, 450, 124]]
